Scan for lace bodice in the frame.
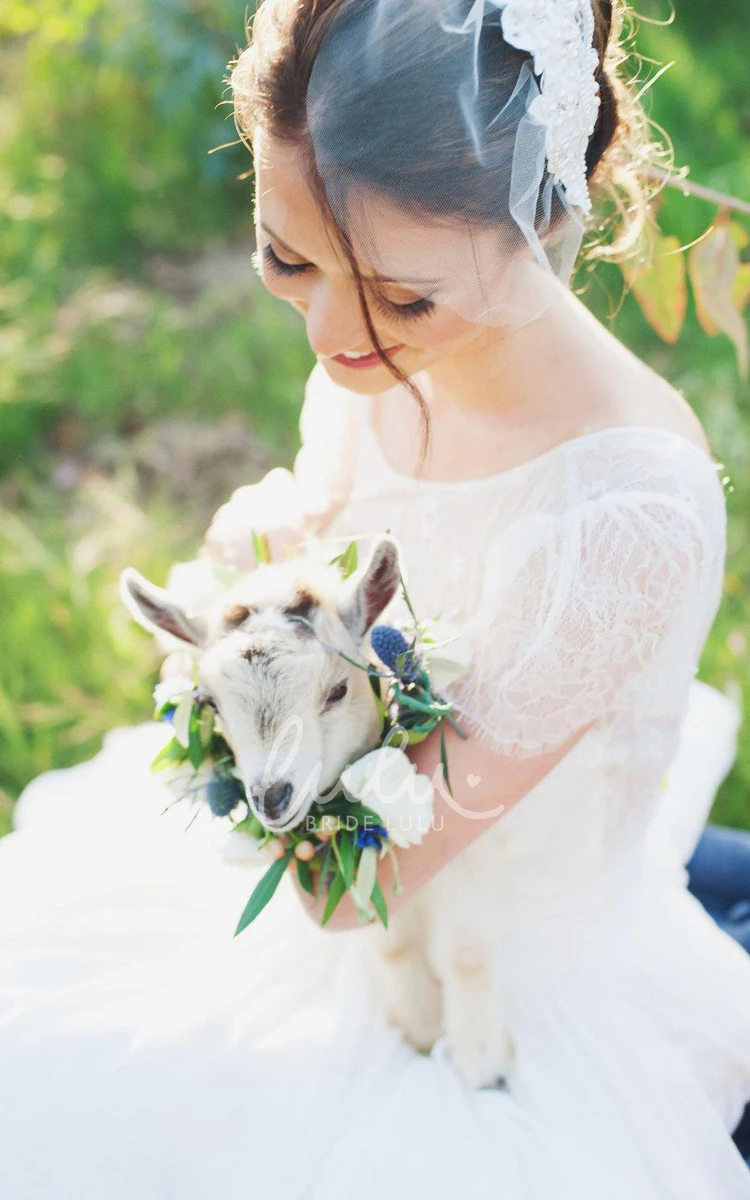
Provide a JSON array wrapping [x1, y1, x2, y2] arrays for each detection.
[[289, 364, 728, 847]]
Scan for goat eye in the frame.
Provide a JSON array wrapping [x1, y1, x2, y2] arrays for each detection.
[[325, 681, 348, 707]]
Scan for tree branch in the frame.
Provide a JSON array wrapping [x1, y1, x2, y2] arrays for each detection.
[[637, 164, 750, 217]]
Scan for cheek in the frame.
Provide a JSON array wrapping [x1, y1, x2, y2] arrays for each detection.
[[410, 307, 479, 352]]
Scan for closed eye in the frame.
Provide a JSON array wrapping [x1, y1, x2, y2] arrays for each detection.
[[324, 681, 349, 709], [256, 244, 435, 322]]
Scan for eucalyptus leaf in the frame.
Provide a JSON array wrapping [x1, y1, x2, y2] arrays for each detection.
[[353, 845, 378, 906], [151, 737, 188, 772], [315, 841, 333, 898], [251, 528, 271, 565], [296, 858, 315, 895], [233, 813, 266, 839], [321, 871, 347, 926], [234, 848, 294, 936], [370, 880, 389, 929], [337, 830, 356, 888], [440, 722, 454, 798], [329, 540, 359, 579], [187, 715, 204, 770]]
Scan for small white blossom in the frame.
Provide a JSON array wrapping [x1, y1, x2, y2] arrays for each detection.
[[153, 675, 194, 710], [214, 824, 270, 867]]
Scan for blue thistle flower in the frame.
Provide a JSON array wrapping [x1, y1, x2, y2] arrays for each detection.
[[207, 773, 246, 818], [356, 823, 389, 850], [370, 625, 419, 681]]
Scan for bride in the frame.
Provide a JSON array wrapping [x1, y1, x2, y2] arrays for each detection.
[[2, 0, 750, 1195]]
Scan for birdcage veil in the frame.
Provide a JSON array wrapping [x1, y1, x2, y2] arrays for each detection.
[[305, 0, 602, 327]]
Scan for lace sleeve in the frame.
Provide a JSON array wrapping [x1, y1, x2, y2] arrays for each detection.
[[441, 489, 720, 758]]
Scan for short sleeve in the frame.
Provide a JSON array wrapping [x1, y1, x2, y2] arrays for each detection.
[[441, 488, 719, 759]]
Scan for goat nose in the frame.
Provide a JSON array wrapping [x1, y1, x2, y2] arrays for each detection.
[[255, 780, 293, 821]]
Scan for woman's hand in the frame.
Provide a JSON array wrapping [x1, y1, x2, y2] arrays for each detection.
[[201, 467, 308, 571]]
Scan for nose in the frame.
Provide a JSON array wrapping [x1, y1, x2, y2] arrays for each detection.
[[304, 280, 369, 359], [252, 780, 294, 822]]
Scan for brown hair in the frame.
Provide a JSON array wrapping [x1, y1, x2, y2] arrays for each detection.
[[230, 0, 669, 476]]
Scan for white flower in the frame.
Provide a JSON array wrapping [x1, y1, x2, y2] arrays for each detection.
[[417, 616, 472, 693], [350, 844, 379, 920], [153, 675, 194, 710], [214, 824, 269, 868], [340, 746, 434, 849]]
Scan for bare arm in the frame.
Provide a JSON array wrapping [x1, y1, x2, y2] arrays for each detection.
[[291, 715, 594, 932]]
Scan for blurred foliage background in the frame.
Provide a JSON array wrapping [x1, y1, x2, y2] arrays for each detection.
[[1, 0, 749, 837]]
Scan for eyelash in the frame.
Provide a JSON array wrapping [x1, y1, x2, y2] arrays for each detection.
[[259, 244, 435, 323]]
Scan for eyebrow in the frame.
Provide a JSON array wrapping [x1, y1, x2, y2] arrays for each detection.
[[259, 222, 440, 287]]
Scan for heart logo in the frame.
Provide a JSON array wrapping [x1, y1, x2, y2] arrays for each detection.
[[467, 774, 481, 788]]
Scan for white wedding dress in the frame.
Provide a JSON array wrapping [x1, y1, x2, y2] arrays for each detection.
[[2, 363, 750, 1199]]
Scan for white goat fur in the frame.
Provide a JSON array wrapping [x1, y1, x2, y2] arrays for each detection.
[[122, 539, 514, 1089]]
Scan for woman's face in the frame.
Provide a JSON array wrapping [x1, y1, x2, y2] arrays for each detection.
[[251, 127, 499, 393]]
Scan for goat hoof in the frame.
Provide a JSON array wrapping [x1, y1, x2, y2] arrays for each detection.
[[449, 1031, 515, 1091]]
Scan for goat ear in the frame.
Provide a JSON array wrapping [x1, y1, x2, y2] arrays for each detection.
[[120, 568, 204, 646], [338, 536, 401, 642]]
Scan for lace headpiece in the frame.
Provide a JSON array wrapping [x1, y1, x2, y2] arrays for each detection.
[[495, 0, 601, 214], [306, 0, 604, 327]]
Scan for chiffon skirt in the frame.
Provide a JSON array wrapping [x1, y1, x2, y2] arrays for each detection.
[[1, 680, 750, 1199]]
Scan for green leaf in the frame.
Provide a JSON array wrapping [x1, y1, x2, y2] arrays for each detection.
[[198, 704, 215, 745], [352, 845, 378, 909], [440, 721, 453, 798], [321, 870, 347, 926], [370, 880, 389, 929], [233, 813, 266, 839], [251, 528, 271, 565], [331, 830, 355, 889], [329, 540, 359, 579], [384, 842, 403, 895], [296, 857, 315, 895], [339, 830, 356, 888], [340, 540, 359, 578], [187, 712, 204, 770], [233, 848, 294, 936], [315, 841, 333, 898], [403, 725, 435, 745], [151, 736, 188, 773], [394, 688, 450, 716]]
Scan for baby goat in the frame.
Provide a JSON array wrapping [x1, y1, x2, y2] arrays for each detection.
[[122, 535, 514, 1089], [121, 537, 400, 832]]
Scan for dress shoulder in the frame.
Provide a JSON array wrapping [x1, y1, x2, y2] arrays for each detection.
[[441, 434, 728, 760]]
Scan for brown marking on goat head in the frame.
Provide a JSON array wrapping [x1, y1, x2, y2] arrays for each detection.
[[281, 588, 318, 636], [242, 643, 271, 664], [223, 603, 257, 631]]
